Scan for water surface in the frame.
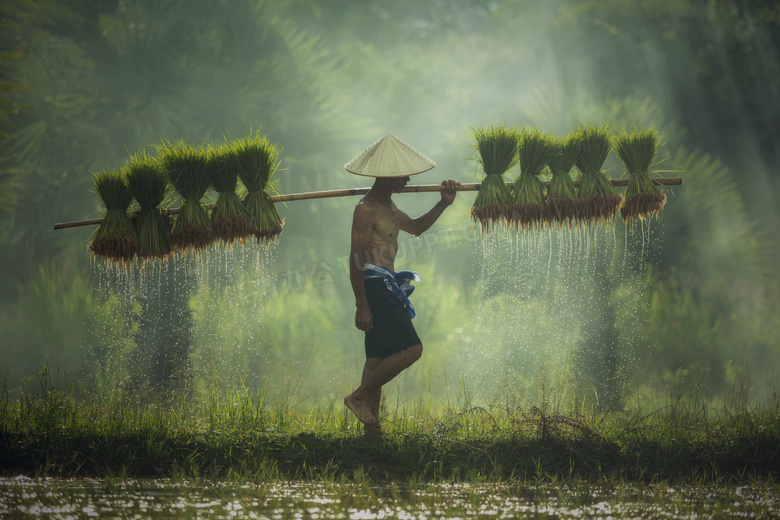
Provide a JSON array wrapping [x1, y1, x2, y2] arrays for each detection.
[[1, 476, 776, 519]]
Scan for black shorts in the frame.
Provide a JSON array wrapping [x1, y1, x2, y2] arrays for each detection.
[[364, 277, 422, 359]]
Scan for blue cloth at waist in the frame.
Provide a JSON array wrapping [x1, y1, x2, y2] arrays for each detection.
[[364, 263, 421, 319]]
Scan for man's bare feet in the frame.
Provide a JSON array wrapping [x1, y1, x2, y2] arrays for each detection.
[[363, 422, 383, 436], [344, 393, 378, 426]]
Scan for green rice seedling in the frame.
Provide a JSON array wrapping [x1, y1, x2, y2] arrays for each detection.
[[615, 128, 666, 224], [233, 132, 284, 244], [208, 145, 252, 245], [158, 140, 215, 252], [468, 125, 517, 233], [574, 124, 622, 225], [88, 168, 137, 263], [545, 133, 580, 228], [125, 152, 173, 260], [511, 128, 556, 230]]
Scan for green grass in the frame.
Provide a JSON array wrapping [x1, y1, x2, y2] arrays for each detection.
[[2, 369, 778, 485]]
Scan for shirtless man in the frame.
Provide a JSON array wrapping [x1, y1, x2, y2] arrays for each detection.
[[343, 150, 459, 430]]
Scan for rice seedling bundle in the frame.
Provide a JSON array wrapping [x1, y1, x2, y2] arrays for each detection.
[[233, 133, 284, 244], [511, 128, 556, 230], [469, 125, 517, 232], [159, 140, 215, 251], [88, 168, 137, 263], [125, 152, 173, 260], [574, 125, 622, 224], [545, 133, 580, 227], [208, 145, 252, 244], [615, 128, 666, 224]]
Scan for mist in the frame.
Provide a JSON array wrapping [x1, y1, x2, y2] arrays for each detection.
[[1, 0, 778, 412]]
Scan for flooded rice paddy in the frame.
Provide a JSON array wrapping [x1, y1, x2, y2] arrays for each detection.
[[1, 476, 776, 519]]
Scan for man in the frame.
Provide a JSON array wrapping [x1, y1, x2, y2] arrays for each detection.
[[342, 134, 459, 432]]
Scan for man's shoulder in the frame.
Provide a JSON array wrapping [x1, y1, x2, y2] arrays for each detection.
[[354, 196, 393, 215], [353, 198, 378, 222]]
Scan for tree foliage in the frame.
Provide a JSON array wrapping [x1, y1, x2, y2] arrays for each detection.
[[0, 0, 778, 403]]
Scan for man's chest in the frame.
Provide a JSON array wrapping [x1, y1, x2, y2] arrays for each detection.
[[372, 203, 400, 242]]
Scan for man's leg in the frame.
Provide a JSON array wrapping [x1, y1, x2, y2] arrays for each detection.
[[361, 358, 383, 434], [345, 344, 422, 426]]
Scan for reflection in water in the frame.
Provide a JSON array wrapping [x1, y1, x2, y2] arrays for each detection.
[[1, 476, 776, 519]]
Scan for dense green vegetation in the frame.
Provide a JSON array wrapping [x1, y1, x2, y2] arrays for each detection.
[[0, 0, 778, 463], [1, 370, 778, 483]]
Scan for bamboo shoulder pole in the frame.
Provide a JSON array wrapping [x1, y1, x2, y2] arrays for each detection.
[[274, 177, 682, 201], [54, 177, 682, 230]]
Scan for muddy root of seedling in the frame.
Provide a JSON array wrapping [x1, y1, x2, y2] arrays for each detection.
[[254, 220, 284, 245], [136, 249, 172, 261], [88, 235, 137, 263], [621, 192, 667, 222], [508, 203, 545, 231], [470, 204, 510, 233], [172, 224, 215, 251], [578, 194, 623, 223], [545, 197, 579, 227], [213, 215, 255, 245]]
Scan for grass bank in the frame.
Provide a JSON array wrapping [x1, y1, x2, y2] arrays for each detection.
[[1, 370, 778, 485]]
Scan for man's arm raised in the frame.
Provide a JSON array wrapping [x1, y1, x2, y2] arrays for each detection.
[[398, 180, 459, 237], [350, 202, 375, 332]]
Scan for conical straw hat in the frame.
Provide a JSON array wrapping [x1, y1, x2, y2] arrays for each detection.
[[345, 134, 435, 177]]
